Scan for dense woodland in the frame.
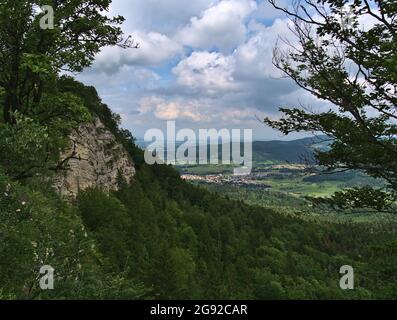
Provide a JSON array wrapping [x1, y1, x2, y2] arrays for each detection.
[[0, 78, 396, 299], [0, 0, 396, 300]]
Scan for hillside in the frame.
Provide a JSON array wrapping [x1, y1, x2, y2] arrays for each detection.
[[137, 136, 330, 165], [252, 137, 330, 163], [1, 78, 396, 299], [1, 0, 396, 303]]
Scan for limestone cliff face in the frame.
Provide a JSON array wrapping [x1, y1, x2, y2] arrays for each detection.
[[55, 118, 135, 197]]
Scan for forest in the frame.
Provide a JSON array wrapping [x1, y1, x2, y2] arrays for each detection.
[[0, 0, 396, 300], [1, 77, 396, 299]]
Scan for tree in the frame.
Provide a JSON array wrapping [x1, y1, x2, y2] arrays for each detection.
[[0, 0, 137, 180], [0, 0, 137, 124], [265, 0, 397, 211]]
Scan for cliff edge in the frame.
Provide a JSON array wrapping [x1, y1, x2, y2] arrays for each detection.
[[55, 118, 135, 197]]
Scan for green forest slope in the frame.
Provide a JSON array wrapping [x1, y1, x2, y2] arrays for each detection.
[[1, 79, 396, 300]]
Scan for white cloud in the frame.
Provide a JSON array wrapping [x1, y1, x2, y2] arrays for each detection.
[[76, 0, 333, 140], [234, 18, 294, 80], [173, 51, 238, 95], [178, 0, 257, 51], [92, 31, 182, 74], [171, 18, 298, 103], [110, 0, 216, 34], [138, 96, 208, 122], [137, 94, 266, 128]]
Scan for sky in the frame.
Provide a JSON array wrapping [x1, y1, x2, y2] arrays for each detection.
[[76, 0, 330, 141]]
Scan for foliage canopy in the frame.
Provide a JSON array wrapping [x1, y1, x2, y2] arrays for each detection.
[[265, 0, 397, 210]]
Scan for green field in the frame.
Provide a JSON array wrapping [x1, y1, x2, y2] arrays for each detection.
[[179, 161, 395, 224], [263, 178, 342, 197]]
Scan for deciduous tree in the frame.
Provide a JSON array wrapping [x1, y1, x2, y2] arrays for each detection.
[[265, 0, 397, 211]]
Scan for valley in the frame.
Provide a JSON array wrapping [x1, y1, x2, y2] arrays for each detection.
[[175, 138, 382, 199]]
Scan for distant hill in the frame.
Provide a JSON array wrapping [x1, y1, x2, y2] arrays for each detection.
[[136, 136, 330, 165], [252, 136, 330, 164]]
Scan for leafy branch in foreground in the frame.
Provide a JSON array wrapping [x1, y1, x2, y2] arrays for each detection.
[[0, 0, 136, 180], [265, 0, 397, 211]]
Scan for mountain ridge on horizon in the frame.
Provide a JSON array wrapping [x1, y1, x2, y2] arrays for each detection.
[[135, 135, 331, 165], [135, 135, 330, 146]]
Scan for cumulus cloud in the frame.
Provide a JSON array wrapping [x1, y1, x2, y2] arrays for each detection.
[[173, 51, 238, 96], [178, 0, 257, 51], [137, 95, 265, 128], [92, 31, 182, 74], [138, 96, 208, 122], [76, 0, 331, 140], [169, 18, 299, 111], [110, 0, 216, 34], [234, 19, 293, 80]]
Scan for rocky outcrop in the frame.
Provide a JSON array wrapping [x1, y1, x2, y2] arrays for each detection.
[[55, 118, 135, 197]]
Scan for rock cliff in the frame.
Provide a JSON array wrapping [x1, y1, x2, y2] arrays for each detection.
[[55, 118, 135, 197]]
